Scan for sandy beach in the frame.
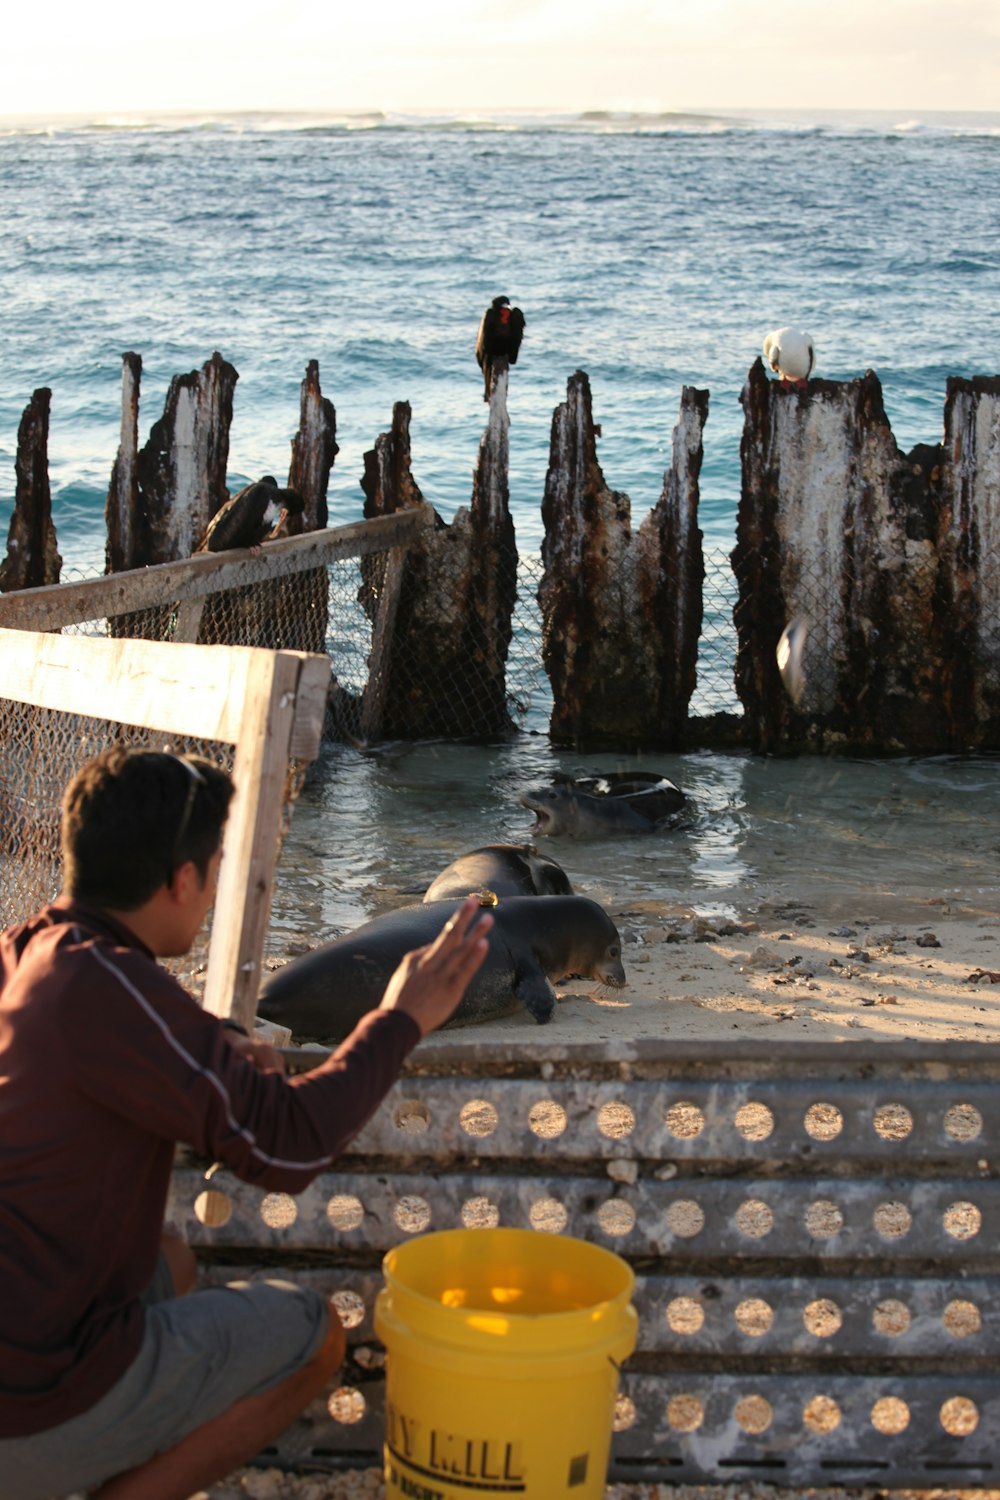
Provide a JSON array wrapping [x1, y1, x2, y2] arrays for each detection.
[[396, 880, 1000, 1053]]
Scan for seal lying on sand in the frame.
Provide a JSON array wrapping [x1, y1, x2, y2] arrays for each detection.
[[423, 844, 574, 902], [258, 895, 625, 1039], [521, 771, 686, 837]]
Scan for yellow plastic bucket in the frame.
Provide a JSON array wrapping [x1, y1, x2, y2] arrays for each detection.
[[374, 1227, 637, 1500]]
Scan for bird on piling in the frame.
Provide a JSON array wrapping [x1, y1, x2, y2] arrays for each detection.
[[762, 326, 815, 384], [476, 295, 525, 401], [195, 476, 305, 554]]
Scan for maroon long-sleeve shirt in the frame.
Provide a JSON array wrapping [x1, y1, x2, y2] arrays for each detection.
[[0, 898, 419, 1438]]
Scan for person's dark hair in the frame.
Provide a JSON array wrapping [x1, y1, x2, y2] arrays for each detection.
[[61, 748, 235, 910]]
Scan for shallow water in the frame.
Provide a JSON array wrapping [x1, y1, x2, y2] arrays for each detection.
[[3, 110, 999, 947], [268, 741, 1000, 953]]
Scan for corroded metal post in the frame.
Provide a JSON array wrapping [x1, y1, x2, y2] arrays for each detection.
[[734, 360, 1000, 753], [133, 350, 238, 564], [359, 387, 518, 740], [105, 352, 143, 573], [940, 375, 1000, 738], [538, 370, 707, 749], [288, 358, 339, 531], [0, 388, 61, 592]]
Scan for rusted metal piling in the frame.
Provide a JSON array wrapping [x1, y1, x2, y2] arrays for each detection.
[[538, 371, 708, 750], [0, 387, 61, 593], [734, 361, 1000, 754], [359, 378, 519, 741]]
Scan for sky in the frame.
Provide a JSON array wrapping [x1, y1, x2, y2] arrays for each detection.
[[2, 0, 999, 120]]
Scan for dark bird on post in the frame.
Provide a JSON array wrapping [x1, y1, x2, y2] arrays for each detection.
[[195, 477, 305, 554], [476, 295, 525, 401]]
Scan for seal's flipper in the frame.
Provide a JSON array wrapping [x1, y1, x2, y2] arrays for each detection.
[[516, 973, 558, 1024]]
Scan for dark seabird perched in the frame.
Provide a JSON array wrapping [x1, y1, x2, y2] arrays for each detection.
[[476, 295, 525, 401], [195, 477, 305, 554]]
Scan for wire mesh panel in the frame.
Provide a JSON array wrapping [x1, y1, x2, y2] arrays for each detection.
[[0, 519, 744, 751], [0, 628, 328, 1022]]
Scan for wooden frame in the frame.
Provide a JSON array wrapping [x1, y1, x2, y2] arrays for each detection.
[[0, 627, 330, 1029], [0, 510, 431, 635]]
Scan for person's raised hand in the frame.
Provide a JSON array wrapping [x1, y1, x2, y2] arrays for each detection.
[[378, 896, 494, 1037]]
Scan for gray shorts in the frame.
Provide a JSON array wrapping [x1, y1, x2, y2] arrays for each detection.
[[0, 1263, 329, 1500]]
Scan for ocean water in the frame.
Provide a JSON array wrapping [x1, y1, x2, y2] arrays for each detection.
[[2, 107, 1000, 928]]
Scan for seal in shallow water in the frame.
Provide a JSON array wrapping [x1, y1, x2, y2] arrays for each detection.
[[521, 772, 686, 837], [422, 843, 574, 902], [257, 895, 625, 1040]]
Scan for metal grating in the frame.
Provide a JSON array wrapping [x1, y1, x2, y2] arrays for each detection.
[[168, 1042, 1000, 1487]]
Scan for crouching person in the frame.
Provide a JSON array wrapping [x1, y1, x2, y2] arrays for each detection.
[[0, 748, 492, 1500]]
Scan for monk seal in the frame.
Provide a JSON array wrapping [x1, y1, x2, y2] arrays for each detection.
[[422, 844, 573, 902], [257, 895, 625, 1040], [521, 772, 686, 838]]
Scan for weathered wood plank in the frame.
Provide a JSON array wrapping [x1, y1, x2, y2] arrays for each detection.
[[359, 546, 407, 742], [0, 510, 431, 633], [202, 650, 304, 1027]]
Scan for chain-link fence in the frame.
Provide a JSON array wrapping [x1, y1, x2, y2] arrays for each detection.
[[0, 708, 237, 985], [0, 627, 328, 1015], [2, 521, 743, 745]]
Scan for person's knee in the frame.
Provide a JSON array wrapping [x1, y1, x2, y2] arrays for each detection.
[[316, 1299, 346, 1378], [160, 1231, 197, 1296]]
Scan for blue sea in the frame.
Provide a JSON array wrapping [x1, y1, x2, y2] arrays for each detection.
[[3, 107, 1000, 931]]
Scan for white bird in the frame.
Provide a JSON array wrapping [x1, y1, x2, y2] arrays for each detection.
[[762, 326, 815, 383]]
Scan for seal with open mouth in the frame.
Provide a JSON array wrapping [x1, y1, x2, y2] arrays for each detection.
[[521, 771, 686, 837]]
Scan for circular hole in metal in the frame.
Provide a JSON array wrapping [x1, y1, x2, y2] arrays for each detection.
[[803, 1395, 842, 1434], [666, 1297, 705, 1335], [734, 1101, 774, 1141], [194, 1189, 231, 1227], [873, 1201, 913, 1239], [940, 1395, 979, 1437], [943, 1103, 983, 1142], [326, 1194, 364, 1232], [665, 1101, 705, 1139], [394, 1195, 432, 1234], [665, 1199, 705, 1238], [803, 1299, 842, 1338], [804, 1199, 844, 1239], [328, 1386, 366, 1424], [459, 1099, 498, 1138], [943, 1201, 982, 1240], [331, 1290, 365, 1329], [528, 1100, 567, 1139], [873, 1103, 913, 1142], [804, 1102, 843, 1141], [394, 1099, 430, 1135], [872, 1299, 911, 1337], [734, 1199, 774, 1239], [871, 1396, 910, 1435], [260, 1192, 297, 1230], [528, 1197, 568, 1234], [461, 1196, 500, 1229], [666, 1394, 703, 1433], [734, 1298, 773, 1337], [597, 1101, 636, 1139], [613, 1394, 637, 1432], [596, 1199, 636, 1237], [735, 1394, 772, 1434], [943, 1299, 982, 1339]]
